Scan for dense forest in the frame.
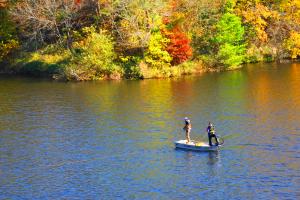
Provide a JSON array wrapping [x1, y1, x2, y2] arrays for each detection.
[[0, 0, 300, 80]]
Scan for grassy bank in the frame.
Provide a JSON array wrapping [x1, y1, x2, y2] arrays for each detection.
[[9, 49, 209, 81]]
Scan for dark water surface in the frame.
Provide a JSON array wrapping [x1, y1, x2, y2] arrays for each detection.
[[1, 63, 300, 199]]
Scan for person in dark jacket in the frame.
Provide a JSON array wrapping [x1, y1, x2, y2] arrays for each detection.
[[207, 122, 219, 146]]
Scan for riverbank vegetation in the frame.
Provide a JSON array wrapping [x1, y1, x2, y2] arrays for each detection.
[[1, 0, 300, 80]]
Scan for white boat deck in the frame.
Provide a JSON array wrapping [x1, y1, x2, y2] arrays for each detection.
[[175, 140, 220, 151]]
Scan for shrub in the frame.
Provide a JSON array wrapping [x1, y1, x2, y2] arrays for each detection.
[[198, 55, 218, 67], [245, 44, 264, 63], [20, 61, 61, 76], [70, 26, 121, 80], [119, 55, 142, 79], [139, 60, 201, 79]]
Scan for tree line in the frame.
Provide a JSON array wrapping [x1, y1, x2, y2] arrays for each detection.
[[0, 0, 300, 80]]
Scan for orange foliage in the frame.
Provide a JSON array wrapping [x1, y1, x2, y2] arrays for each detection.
[[0, 0, 7, 8]]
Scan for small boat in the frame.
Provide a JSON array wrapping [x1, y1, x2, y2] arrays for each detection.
[[175, 140, 221, 152]]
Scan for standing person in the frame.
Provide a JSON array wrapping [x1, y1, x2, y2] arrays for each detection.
[[207, 122, 219, 146], [183, 117, 192, 143]]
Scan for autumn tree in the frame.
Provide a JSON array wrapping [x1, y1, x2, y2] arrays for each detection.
[[278, 0, 300, 59], [110, 0, 168, 55], [156, 0, 193, 65], [0, 3, 19, 63], [9, 0, 99, 49], [141, 13, 172, 69], [145, 28, 172, 69], [235, 0, 300, 61], [164, 27, 192, 65], [214, 11, 246, 67], [235, 1, 280, 44], [173, 0, 224, 56]]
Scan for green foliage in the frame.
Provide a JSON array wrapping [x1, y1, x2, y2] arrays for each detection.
[[20, 61, 61, 76], [224, 0, 237, 12], [215, 13, 245, 45], [217, 43, 245, 67], [215, 13, 246, 68], [145, 30, 172, 69]]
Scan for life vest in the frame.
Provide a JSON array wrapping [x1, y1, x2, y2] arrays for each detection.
[[208, 125, 215, 135]]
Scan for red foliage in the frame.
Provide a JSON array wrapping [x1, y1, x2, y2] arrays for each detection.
[[162, 1, 193, 65], [164, 27, 193, 65], [74, 0, 81, 5], [162, 17, 170, 25]]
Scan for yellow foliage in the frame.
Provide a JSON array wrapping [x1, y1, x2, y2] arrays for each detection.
[[28, 52, 69, 64], [140, 60, 201, 79], [284, 31, 300, 59], [280, 0, 300, 24], [0, 39, 19, 61], [144, 29, 172, 69], [25, 44, 71, 64], [237, 3, 279, 43]]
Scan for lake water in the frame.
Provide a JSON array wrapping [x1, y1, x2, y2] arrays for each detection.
[[0, 63, 300, 199]]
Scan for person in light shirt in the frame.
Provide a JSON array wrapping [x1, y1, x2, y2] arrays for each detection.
[[183, 117, 192, 144]]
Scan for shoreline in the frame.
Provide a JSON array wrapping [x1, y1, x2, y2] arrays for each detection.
[[0, 59, 298, 81], [0, 65, 220, 81]]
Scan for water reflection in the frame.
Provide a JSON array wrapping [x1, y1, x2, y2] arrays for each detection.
[[290, 63, 300, 106], [1, 63, 300, 199], [175, 148, 221, 171], [207, 151, 220, 166]]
